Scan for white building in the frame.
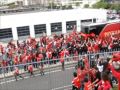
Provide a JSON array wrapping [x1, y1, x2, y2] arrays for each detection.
[[0, 8, 107, 40], [60, 0, 100, 8], [0, 0, 23, 5], [0, 0, 100, 7]]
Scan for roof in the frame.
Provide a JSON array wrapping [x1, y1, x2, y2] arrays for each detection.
[[82, 19, 120, 27]]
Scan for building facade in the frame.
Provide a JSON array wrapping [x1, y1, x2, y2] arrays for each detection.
[[0, 8, 107, 40]]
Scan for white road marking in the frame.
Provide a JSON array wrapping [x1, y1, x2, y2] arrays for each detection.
[[51, 85, 72, 90], [0, 67, 74, 84]]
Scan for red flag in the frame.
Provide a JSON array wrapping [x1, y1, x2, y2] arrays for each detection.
[[80, 32, 88, 39]]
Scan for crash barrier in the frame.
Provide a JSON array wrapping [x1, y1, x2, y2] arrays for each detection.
[[0, 50, 119, 90]]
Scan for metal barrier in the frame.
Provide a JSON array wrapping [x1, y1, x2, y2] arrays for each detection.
[[0, 50, 120, 90]]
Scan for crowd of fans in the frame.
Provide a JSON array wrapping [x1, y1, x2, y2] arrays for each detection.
[[0, 30, 119, 89], [72, 52, 120, 90], [0, 31, 120, 73]]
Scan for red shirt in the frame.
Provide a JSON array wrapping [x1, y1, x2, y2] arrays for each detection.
[[89, 69, 96, 79], [2, 60, 7, 67], [94, 44, 99, 52], [60, 50, 65, 63], [28, 65, 33, 72], [46, 51, 52, 59], [77, 68, 82, 79], [80, 69, 88, 81], [98, 80, 111, 90], [28, 54, 32, 61], [22, 54, 27, 64], [84, 81, 92, 90], [14, 67, 19, 74], [37, 54, 43, 62], [14, 56, 19, 65], [83, 57, 90, 69], [72, 77, 80, 88], [88, 46, 93, 52]]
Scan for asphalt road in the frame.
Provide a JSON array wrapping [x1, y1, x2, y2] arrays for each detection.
[[0, 67, 74, 90]]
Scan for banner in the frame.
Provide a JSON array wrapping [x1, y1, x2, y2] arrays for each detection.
[[99, 22, 120, 38]]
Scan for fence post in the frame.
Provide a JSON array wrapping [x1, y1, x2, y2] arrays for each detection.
[[3, 66, 8, 90], [48, 59, 52, 90]]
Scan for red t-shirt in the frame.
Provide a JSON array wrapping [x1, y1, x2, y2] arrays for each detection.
[[60, 51, 65, 63], [94, 44, 99, 52], [72, 77, 80, 89], [98, 80, 111, 90], [14, 67, 19, 74], [88, 46, 93, 52], [21, 54, 26, 64], [27, 54, 32, 62], [77, 68, 82, 79], [2, 60, 7, 67], [37, 54, 43, 62], [83, 57, 89, 69], [14, 56, 19, 65], [84, 81, 92, 90], [28, 65, 33, 72]]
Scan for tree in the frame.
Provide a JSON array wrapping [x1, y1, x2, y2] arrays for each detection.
[[75, 2, 80, 7], [111, 4, 120, 11], [7, 3, 16, 9], [84, 4, 89, 8], [47, 2, 57, 9], [92, 0, 110, 9], [67, 5, 73, 9], [92, 0, 120, 10]]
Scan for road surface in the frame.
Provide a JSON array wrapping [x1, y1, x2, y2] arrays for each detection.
[[0, 66, 74, 90]]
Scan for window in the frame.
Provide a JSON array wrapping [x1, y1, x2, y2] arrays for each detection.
[[81, 19, 92, 23], [0, 28, 13, 39], [51, 22, 62, 32], [93, 18, 96, 23], [34, 24, 46, 34], [17, 26, 30, 37], [66, 21, 77, 31]]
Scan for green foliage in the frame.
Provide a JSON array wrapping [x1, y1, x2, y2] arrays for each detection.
[[92, 0, 120, 10], [67, 5, 73, 9], [47, 2, 73, 10], [84, 4, 89, 8], [75, 2, 80, 7], [92, 0, 111, 9], [110, 4, 120, 11], [7, 3, 16, 9], [62, 5, 73, 10], [47, 2, 58, 9]]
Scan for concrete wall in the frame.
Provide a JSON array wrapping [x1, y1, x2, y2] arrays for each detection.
[[0, 8, 107, 40]]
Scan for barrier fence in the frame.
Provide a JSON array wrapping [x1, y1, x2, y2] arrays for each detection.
[[0, 50, 120, 90]]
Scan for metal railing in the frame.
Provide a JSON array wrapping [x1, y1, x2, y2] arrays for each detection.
[[0, 50, 120, 90]]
